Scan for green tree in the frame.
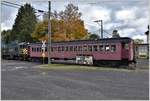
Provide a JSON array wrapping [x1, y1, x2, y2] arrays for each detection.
[[88, 34, 100, 40], [134, 39, 144, 44], [1, 30, 11, 44], [12, 3, 37, 42], [112, 30, 120, 38]]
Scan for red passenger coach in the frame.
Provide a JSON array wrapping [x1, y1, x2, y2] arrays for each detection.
[[29, 37, 136, 66]]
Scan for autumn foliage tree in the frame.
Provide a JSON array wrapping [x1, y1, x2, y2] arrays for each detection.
[[32, 3, 88, 42]]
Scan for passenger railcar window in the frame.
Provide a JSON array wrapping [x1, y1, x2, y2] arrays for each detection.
[[83, 46, 87, 51], [78, 46, 82, 51], [33, 48, 36, 52], [88, 46, 92, 51], [93, 45, 98, 51], [74, 46, 77, 51], [32, 48, 34, 52], [70, 46, 73, 51], [125, 44, 129, 50], [45, 47, 47, 52], [99, 45, 104, 51], [51, 47, 53, 52], [62, 46, 64, 51], [111, 45, 116, 52], [105, 45, 110, 51], [58, 47, 61, 51], [37, 48, 39, 52], [66, 46, 69, 51]]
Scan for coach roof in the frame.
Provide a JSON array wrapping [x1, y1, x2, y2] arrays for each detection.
[[29, 37, 132, 46]]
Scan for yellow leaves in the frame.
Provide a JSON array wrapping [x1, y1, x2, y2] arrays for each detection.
[[31, 19, 88, 42]]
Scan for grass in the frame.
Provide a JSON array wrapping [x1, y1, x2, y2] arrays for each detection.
[[37, 63, 132, 72]]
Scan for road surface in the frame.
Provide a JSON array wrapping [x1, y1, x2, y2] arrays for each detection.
[[1, 60, 149, 100]]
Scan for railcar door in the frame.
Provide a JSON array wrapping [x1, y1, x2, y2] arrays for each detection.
[[121, 42, 129, 60]]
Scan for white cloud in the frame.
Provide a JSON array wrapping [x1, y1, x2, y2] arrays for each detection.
[[1, 23, 11, 31], [1, 1, 148, 42], [79, 4, 111, 33], [132, 34, 147, 43], [116, 7, 137, 21], [119, 28, 137, 37]]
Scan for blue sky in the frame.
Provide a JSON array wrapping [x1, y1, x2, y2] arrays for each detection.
[[1, 0, 149, 42]]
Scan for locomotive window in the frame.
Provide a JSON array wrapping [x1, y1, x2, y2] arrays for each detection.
[[105, 45, 110, 51], [111, 45, 116, 52], [15, 47, 18, 51], [88, 46, 92, 51], [93, 45, 98, 51], [99, 45, 104, 51]]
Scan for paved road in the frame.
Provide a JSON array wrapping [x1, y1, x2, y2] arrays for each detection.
[[1, 60, 149, 100]]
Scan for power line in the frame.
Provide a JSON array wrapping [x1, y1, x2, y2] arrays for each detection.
[[1, 2, 20, 8], [2, 1, 47, 13], [2, 1, 21, 7]]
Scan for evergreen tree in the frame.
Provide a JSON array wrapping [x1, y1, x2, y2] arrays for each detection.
[[89, 34, 100, 40], [1, 30, 11, 44], [11, 3, 37, 42]]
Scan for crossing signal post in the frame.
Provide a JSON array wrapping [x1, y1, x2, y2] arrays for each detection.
[[42, 40, 46, 64]]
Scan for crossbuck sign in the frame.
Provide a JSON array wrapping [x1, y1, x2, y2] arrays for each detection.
[[42, 40, 46, 52]]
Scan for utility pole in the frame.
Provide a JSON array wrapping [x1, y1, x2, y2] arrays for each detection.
[[94, 20, 103, 39], [48, 1, 51, 64]]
